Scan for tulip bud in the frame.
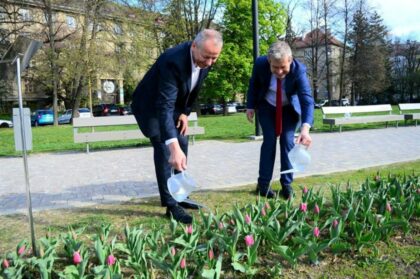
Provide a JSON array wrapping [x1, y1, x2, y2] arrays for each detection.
[[386, 202, 392, 213], [299, 203, 307, 212], [303, 186, 308, 194], [313, 227, 320, 238], [230, 219, 235, 226], [106, 254, 116, 266], [180, 258, 186, 269], [17, 245, 26, 256], [73, 251, 82, 265], [261, 208, 266, 216], [171, 247, 176, 256], [218, 222, 224, 230], [244, 235, 255, 247], [185, 225, 193, 234], [208, 249, 214, 260], [332, 219, 339, 229], [314, 204, 320, 215], [374, 175, 381, 182], [2, 259, 9, 269], [245, 214, 251, 224], [264, 202, 270, 210]]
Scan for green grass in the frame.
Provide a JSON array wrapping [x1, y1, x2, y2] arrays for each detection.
[[0, 160, 419, 277], [1, 106, 417, 156]]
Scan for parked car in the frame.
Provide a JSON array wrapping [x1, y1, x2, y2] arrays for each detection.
[[314, 99, 328, 108], [92, 104, 120, 116], [119, 106, 132, 115], [200, 104, 223, 115], [31, 109, 54, 126], [58, 108, 91, 124], [225, 103, 237, 114], [0, 119, 13, 128], [235, 103, 247, 112]]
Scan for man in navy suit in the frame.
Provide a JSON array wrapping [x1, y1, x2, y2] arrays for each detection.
[[131, 29, 223, 224], [246, 41, 314, 199]]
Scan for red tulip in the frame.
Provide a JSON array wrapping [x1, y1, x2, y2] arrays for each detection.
[[208, 249, 214, 260], [106, 254, 116, 266], [313, 227, 320, 238], [230, 219, 235, 226], [218, 222, 224, 230], [180, 258, 186, 269], [245, 214, 251, 224], [264, 202, 270, 210], [244, 235, 255, 247], [299, 203, 307, 212], [386, 202, 392, 213], [17, 245, 25, 256], [303, 186, 308, 194], [261, 208, 266, 216], [2, 259, 9, 269], [314, 204, 320, 215], [73, 251, 82, 265], [332, 219, 339, 229], [171, 247, 176, 256]]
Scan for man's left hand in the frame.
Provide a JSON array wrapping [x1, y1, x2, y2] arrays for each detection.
[[296, 124, 312, 147], [177, 114, 189, 136]]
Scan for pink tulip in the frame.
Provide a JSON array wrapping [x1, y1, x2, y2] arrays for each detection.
[[374, 175, 381, 182], [180, 258, 186, 269], [73, 251, 82, 265], [208, 249, 214, 260], [386, 202, 392, 213], [299, 203, 307, 212], [2, 259, 9, 269], [230, 219, 235, 226], [264, 202, 270, 210], [313, 227, 320, 238], [332, 219, 339, 229], [106, 254, 116, 266], [261, 208, 266, 216], [314, 204, 320, 215], [245, 214, 251, 224], [244, 235, 255, 247], [218, 222, 224, 230], [171, 247, 176, 256], [417, 189, 420, 194], [185, 225, 193, 234], [17, 245, 25, 256], [303, 186, 308, 194]]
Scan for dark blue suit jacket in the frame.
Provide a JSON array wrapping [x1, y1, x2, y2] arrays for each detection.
[[131, 42, 210, 140], [247, 56, 314, 126]]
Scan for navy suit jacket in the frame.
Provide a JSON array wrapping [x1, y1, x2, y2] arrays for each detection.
[[131, 42, 210, 140], [246, 56, 314, 126]]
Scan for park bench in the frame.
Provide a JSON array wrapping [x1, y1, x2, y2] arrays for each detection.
[[398, 103, 420, 126], [73, 112, 204, 153], [321, 104, 404, 132]]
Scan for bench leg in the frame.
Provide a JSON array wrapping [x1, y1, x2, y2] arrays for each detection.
[[86, 143, 90, 154], [396, 121, 399, 128], [330, 124, 332, 132], [339, 125, 342, 133], [385, 122, 388, 128]]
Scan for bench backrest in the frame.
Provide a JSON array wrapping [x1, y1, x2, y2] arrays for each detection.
[[322, 104, 392, 117], [73, 112, 199, 128], [398, 103, 420, 111]]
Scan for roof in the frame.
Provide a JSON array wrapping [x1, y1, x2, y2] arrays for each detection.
[[292, 28, 344, 49]]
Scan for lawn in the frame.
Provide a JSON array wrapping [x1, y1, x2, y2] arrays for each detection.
[[0, 106, 416, 156], [0, 160, 419, 278]]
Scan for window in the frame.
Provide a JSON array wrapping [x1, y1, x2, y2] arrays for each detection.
[[113, 23, 122, 35], [66, 15, 76, 29], [19, 9, 31, 21], [0, 7, 7, 20]]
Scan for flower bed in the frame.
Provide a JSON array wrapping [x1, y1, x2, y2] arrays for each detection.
[[1, 174, 419, 278]]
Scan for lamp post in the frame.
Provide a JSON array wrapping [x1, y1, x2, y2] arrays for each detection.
[[252, 0, 261, 136]]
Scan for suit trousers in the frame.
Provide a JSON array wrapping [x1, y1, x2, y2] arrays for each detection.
[[257, 100, 299, 190], [150, 132, 189, 207]]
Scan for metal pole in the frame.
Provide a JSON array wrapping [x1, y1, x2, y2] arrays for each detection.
[[16, 56, 37, 256], [252, 0, 261, 136]]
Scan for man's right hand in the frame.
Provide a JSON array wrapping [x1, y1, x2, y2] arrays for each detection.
[[168, 141, 187, 171], [246, 109, 255, 123]]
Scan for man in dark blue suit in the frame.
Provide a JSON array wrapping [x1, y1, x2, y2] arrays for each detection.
[[246, 41, 314, 199], [131, 29, 223, 224]]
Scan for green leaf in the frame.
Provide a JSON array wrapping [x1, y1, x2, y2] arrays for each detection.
[[231, 261, 246, 273]]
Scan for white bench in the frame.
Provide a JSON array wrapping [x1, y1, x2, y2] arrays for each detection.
[[398, 103, 420, 126], [322, 104, 404, 132], [73, 112, 204, 153]]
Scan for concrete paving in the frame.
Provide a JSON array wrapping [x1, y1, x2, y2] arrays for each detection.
[[1, 126, 419, 215]]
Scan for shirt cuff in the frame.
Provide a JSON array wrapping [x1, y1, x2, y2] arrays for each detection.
[[302, 123, 311, 129], [165, 138, 178, 145]]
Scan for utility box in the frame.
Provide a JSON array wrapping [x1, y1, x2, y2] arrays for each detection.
[[13, 108, 32, 151]]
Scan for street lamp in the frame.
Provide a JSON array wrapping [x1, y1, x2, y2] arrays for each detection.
[[252, 0, 261, 136]]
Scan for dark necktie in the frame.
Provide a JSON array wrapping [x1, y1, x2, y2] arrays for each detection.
[[276, 78, 283, 137]]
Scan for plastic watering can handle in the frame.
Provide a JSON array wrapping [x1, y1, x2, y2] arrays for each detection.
[[170, 168, 187, 177]]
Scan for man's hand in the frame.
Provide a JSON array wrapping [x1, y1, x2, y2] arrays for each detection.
[[296, 124, 312, 147], [246, 109, 255, 123], [168, 141, 187, 171], [177, 114, 189, 136]]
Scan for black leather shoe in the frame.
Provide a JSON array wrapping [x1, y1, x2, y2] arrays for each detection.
[[256, 185, 276, 199], [279, 186, 293, 200], [179, 201, 200, 210], [166, 205, 193, 224]]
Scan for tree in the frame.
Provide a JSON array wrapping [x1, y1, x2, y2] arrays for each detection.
[[202, 0, 286, 107]]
